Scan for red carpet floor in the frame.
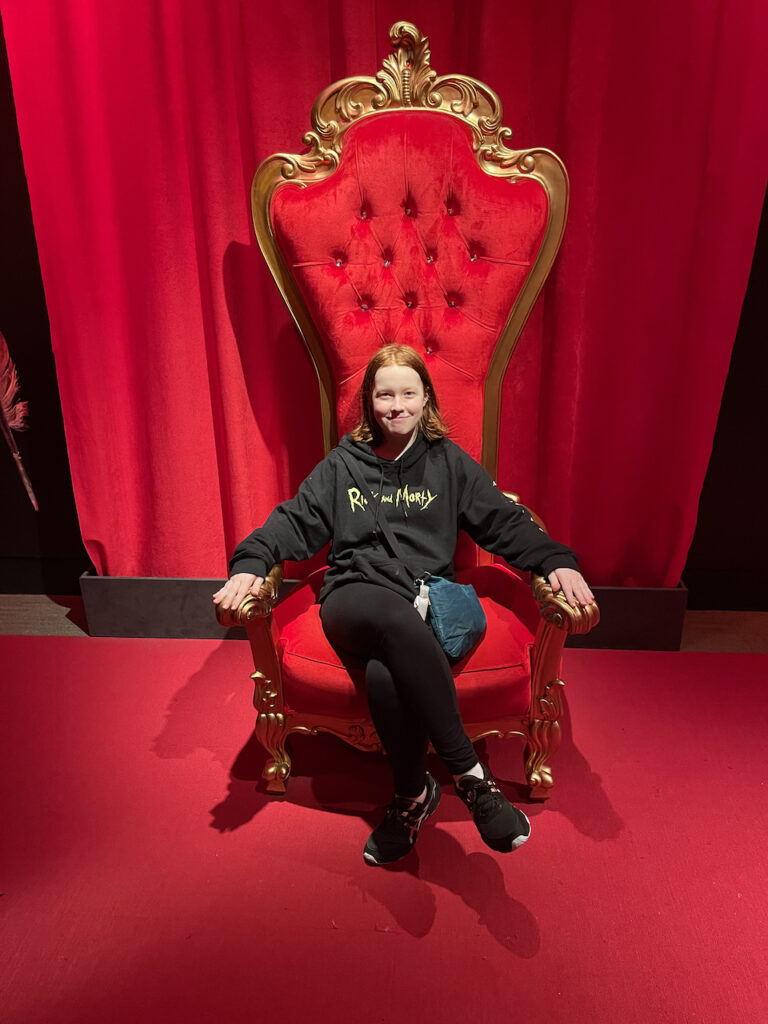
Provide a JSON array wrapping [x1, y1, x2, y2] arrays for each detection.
[[1, 636, 767, 1024]]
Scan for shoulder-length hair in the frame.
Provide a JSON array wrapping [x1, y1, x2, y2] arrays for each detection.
[[350, 343, 449, 445]]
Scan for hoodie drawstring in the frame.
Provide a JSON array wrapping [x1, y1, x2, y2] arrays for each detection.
[[397, 461, 408, 519], [372, 464, 386, 534]]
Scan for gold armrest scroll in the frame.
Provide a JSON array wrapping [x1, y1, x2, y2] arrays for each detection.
[[215, 564, 284, 627], [532, 573, 600, 636]]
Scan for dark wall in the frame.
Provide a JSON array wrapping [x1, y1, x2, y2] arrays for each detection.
[[0, 16, 90, 592], [683, 186, 768, 610], [0, 15, 763, 603]]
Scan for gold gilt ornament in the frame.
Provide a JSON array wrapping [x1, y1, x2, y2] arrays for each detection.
[[258, 22, 560, 185]]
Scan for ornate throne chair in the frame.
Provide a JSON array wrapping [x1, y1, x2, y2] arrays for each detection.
[[218, 22, 599, 797]]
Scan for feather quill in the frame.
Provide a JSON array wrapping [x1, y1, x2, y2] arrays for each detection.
[[0, 331, 39, 510]]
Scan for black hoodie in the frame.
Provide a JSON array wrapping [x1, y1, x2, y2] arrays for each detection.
[[229, 434, 579, 603]]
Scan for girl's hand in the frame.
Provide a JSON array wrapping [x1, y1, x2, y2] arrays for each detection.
[[212, 573, 265, 611], [547, 568, 594, 608]]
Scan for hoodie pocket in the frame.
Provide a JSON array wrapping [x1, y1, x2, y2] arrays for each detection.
[[351, 551, 410, 590]]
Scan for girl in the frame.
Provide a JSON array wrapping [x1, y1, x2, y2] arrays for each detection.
[[214, 344, 593, 866]]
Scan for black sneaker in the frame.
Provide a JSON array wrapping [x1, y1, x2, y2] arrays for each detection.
[[455, 764, 531, 853], [363, 774, 441, 866]]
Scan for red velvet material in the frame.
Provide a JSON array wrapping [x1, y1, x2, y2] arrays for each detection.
[[4, 2, 767, 586], [277, 564, 535, 722], [271, 112, 547, 462]]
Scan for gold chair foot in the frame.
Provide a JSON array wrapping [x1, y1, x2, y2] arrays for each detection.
[[525, 748, 555, 800], [264, 773, 288, 794], [528, 778, 553, 801], [253, 713, 292, 794], [261, 754, 291, 794]]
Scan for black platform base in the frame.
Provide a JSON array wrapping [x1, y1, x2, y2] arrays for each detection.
[[80, 573, 246, 640], [80, 573, 688, 650], [565, 583, 688, 651]]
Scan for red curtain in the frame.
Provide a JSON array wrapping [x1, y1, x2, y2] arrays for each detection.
[[3, 0, 766, 586]]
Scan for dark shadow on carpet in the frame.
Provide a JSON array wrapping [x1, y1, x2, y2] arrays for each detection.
[[154, 641, 624, 846]]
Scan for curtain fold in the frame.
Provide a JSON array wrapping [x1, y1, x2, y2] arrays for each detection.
[[3, 0, 766, 585]]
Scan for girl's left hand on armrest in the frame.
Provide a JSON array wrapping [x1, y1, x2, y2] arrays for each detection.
[[547, 568, 594, 608]]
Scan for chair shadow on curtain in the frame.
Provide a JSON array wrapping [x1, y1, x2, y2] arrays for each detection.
[[222, 236, 328, 530]]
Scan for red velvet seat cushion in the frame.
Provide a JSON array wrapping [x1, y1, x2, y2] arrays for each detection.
[[278, 565, 536, 723]]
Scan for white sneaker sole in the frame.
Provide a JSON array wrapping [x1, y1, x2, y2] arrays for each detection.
[[511, 812, 532, 850]]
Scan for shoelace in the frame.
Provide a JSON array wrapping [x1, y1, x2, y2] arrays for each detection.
[[392, 796, 425, 822], [381, 797, 428, 840], [461, 779, 503, 821]]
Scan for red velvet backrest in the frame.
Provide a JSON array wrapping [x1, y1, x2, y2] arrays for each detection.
[[270, 110, 549, 465]]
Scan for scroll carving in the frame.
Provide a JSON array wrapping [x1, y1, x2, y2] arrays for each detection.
[[536, 677, 565, 723], [378, 22, 437, 106], [214, 563, 283, 628], [287, 718, 383, 753], [532, 573, 600, 636], [259, 21, 555, 193], [255, 712, 291, 791], [251, 670, 292, 791], [252, 670, 280, 715]]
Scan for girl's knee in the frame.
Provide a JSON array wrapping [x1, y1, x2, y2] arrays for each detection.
[[375, 596, 425, 637]]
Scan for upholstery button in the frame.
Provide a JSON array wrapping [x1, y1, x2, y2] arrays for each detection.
[[360, 209, 368, 219], [425, 346, 433, 355], [383, 258, 391, 267], [360, 303, 369, 311], [335, 257, 344, 267], [469, 253, 477, 263], [426, 253, 435, 264], [404, 208, 413, 217]]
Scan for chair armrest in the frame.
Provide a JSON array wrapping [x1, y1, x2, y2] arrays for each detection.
[[214, 563, 284, 628], [532, 573, 600, 635]]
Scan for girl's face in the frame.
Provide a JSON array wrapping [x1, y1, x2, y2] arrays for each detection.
[[371, 363, 428, 446]]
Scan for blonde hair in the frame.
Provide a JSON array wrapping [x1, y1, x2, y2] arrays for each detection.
[[350, 344, 449, 445]]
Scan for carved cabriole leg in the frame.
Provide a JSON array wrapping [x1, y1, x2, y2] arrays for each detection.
[[252, 671, 292, 794], [237, 581, 292, 794], [526, 674, 565, 799], [246, 609, 290, 793], [526, 618, 567, 799], [215, 574, 291, 793]]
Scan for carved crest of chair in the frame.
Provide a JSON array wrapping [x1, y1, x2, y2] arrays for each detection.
[[217, 22, 599, 796]]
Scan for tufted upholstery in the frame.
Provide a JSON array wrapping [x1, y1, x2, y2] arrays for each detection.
[[271, 111, 548, 463]]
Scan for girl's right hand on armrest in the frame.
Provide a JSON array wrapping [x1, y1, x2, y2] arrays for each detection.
[[212, 573, 265, 610]]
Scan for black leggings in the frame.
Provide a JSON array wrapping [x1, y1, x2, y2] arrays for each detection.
[[320, 582, 478, 795]]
